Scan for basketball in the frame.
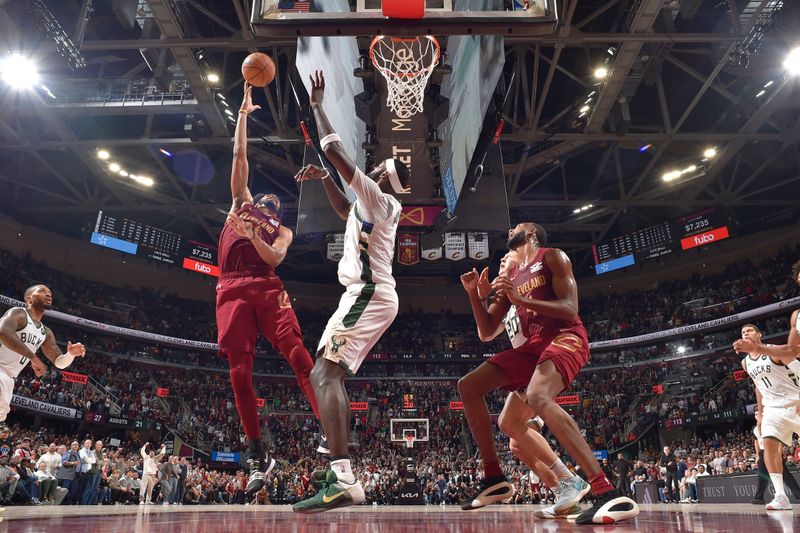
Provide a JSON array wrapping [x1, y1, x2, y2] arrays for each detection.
[[241, 52, 275, 87]]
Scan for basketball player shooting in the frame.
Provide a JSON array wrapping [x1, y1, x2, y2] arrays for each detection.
[[464, 249, 590, 519], [292, 70, 410, 514], [458, 223, 638, 524], [733, 261, 800, 511], [216, 81, 320, 497], [0, 285, 86, 426]]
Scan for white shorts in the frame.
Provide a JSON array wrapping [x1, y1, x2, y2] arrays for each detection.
[[761, 405, 800, 446], [0, 371, 15, 420], [317, 283, 398, 375]]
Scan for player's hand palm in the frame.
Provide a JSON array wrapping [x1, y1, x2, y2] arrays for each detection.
[[295, 164, 329, 182], [240, 83, 261, 114], [67, 341, 86, 357], [460, 269, 479, 292], [309, 70, 325, 105]]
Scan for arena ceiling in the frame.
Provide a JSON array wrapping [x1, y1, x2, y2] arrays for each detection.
[[0, 0, 799, 283]]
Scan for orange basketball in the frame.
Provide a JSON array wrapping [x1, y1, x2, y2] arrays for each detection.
[[241, 52, 275, 87]]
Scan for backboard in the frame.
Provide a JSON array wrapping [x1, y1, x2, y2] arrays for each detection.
[[390, 418, 430, 444]]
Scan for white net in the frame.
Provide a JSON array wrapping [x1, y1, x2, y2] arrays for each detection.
[[370, 35, 440, 119]]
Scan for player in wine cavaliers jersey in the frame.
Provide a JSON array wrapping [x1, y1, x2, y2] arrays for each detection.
[[0, 285, 86, 427], [458, 223, 638, 525], [216, 82, 319, 497]]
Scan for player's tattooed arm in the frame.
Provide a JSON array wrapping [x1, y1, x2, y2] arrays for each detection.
[[0, 308, 47, 376], [40, 327, 86, 369], [308, 70, 358, 186]]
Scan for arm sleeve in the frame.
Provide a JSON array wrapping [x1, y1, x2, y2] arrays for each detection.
[[349, 167, 390, 223]]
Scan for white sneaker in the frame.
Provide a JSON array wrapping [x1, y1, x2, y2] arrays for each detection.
[[139, 501, 145, 505], [766, 494, 792, 510], [534, 504, 582, 519], [553, 476, 591, 514]]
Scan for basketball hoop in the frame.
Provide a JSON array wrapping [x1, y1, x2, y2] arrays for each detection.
[[404, 434, 416, 449], [369, 35, 440, 119]]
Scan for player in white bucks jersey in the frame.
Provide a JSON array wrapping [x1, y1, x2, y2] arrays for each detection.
[[0, 285, 86, 426], [292, 71, 410, 514], [737, 323, 800, 511]]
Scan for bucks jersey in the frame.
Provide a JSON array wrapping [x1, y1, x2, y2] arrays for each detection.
[[337, 168, 402, 288], [745, 353, 800, 409], [503, 305, 528, 348], [0, 308, 46, 379]]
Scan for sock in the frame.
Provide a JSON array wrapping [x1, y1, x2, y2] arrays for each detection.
[[589, 472, 614, 496], [331, 458, 355, 483], [484, 459, 503, 479], [247, 438, 263, 456], [228, 357, 261, 442], [771, 473, 786, 497], [549, 458, 573, 480]]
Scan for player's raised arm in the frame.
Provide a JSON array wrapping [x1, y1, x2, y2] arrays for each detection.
[[230, 82, 262, 212], [40, 327, 86, 369], [0, 308, 47, 376], [308, 70, 357, 186], [493, 249, 579, 322], [461, 268, 510, 342]]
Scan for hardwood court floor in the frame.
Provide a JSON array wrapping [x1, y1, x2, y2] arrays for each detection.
[[0, 503, 796, 532]]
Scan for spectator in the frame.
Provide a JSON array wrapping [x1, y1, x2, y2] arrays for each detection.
[[659, 446, 679, 503], [140, 442, 165, 505], [33, 462, 58, 503], [58, 441, 81, 504]]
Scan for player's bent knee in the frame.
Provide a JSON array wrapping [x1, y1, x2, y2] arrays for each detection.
[[527, 391, 552, 412], [457, 374, 481, 399]]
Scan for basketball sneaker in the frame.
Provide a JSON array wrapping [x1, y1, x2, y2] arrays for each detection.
[[574, 489, 639, 525], [245, 452, 276, 496], [766, 494, 792, 510], [292, 469, 365, 514], [460, 476, 515, 510], [552, 476, 591, 514], [534, 504, 582, 519], [317, 433, 330, 454]]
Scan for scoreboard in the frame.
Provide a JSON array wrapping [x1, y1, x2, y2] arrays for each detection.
[[90, 212, 219, 277], [593, 209, 732, 275]]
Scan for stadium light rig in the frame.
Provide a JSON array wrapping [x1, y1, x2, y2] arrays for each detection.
[[784, 46, 800, 76], [96, 149, 155, 188]]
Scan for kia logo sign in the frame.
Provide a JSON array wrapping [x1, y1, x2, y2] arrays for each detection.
[[182, 258, 219, 277], [680, 226, 730, 251]]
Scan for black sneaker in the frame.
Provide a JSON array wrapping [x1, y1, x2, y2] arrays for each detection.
[[575, 489, 639, 525], [460, 476, 514, 510], [316, 433, 329, 455], [245, 452, 276, 496]]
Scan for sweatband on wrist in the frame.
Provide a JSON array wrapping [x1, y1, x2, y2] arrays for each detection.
[[54, 353, 75, 369], [320, 133, 342, 151], [386, 158, 411, 195]]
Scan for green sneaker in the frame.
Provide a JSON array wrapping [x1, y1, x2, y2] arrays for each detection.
[[292, 470, 365, 514]]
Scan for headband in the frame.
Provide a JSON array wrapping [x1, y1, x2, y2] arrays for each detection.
[[386, 159, 411, 195]]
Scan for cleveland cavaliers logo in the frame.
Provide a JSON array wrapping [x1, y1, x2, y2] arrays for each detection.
[[551, 333, 583, 353]]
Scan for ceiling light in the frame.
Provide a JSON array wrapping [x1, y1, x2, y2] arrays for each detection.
[[97, 150, 110, 160], [784, 47, 800, 76], [682, 165, 697, 174], [580, 105, 590, 113], [207, 73, 220, 83], [119, 170, 128, 177], [703, 147, 717, 158], [0, 53, 39, 89], [677, 346, 686, 354], [224, 108, 234, 116], [593, 67, 608, 79], [109, 163, 121, 172], [134, 175, 154, 187], [755, 89, 766, 98], [764, 80, 774, 88], [662, 171, 679, 182], [573, 208, 580, 214], [159, 148, 173, 157], [639, 144, 653, 153]]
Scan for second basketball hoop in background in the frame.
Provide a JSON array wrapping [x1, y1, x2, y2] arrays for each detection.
[[370, 35, 440, 119]]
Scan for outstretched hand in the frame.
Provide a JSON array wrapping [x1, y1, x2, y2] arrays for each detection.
[[733, 339, 757, 354], [309, 70, 325, 106], [227, 212, 256, 240], [460, 269, 480, 293], [240, 82, 262, 115], [67, 341, 86, 357], [294, 164, 329, 182]]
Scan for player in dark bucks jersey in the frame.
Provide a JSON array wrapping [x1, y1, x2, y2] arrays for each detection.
[[0, 285, 86, 426], [458, 223, 638, 525], [216, 82, 320, 497]]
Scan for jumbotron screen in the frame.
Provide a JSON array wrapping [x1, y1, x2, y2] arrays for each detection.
[[90, 211, 219, 277]]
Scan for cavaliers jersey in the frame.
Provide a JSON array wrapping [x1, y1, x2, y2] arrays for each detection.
[[218, 203, 281, 276], [0, 308, 46, 379], [509, 247, 582, 337], [744, 353, 800, 409]]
